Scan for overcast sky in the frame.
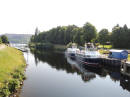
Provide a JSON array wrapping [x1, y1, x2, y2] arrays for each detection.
[[0, 0, 130, 34]]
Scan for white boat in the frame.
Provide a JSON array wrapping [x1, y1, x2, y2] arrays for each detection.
[[75, 43, 102, 67], [66, 43, 79, 58]]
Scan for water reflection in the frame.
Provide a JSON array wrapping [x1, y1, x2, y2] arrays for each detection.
[[67, 57, 96, 82], [67, 57, 122, 82], [30, 50, 130, 92], [31, 50, 79, 74], [120, 74, 130, 92]]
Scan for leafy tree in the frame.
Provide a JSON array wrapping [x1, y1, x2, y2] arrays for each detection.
[[98, 29, 110, 48], [30, 23, 130, 49], [30, 35, 35, 42], [111, 24, 130, 48], [1, 35, 9, 44], [30, 23, 98, 47], [31, 25, 79, 45], [63, 25, 78, 44], [73, 32, 81, 45], [73, 28, 83, 45], [0, 37, 2, 44], [83, 22, 97, 43]]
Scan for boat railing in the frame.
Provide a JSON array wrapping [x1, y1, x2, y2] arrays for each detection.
[[86, 48, 97, 51]]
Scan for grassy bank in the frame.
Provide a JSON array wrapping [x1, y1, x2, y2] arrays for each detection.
[[0, 45, 26, 97]]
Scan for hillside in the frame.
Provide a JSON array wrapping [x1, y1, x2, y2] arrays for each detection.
[[4, 34, 32, 44]]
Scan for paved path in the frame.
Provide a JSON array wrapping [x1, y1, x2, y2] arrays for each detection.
[[0, 45, 6, 50]]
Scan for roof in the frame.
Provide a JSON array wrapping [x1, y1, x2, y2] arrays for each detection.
[[109, 49, 126, 52], [72, 43, 77, 46]]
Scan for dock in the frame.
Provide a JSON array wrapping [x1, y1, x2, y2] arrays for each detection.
[[99, 57, 130, 77], [101, 58, 122, 66], [121, 62, 130, 76]]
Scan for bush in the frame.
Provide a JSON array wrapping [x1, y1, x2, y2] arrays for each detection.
[[0, 85, 10, 97], [1, 35, 9, 44], [8, 79, 20, 93], [0, 68, 26, 96], [11, 69, 26, 81]]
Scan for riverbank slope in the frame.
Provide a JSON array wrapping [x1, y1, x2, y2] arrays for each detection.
[[0, 44, 26, 96]]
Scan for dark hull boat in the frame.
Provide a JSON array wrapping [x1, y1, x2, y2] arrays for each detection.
[[67, 43, 103, 68], [74, 43, 103, 68], [83, 58, 102, 67], [76, 55, 102, 68]]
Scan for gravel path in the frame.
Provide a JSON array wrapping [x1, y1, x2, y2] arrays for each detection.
[[0, 45, 6, 50]]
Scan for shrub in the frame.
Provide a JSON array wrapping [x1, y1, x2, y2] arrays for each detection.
[[0, 85, 10, 97], [12, 69, 26, 81], [8, 79, 20, 93]]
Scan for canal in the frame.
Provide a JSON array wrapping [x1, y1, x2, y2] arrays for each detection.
[[19, 49, 130, 97]]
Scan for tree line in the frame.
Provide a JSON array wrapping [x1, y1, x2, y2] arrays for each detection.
[[30, 22, 130, 49]]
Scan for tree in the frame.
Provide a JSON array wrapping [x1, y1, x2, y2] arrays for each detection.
[[0, 37, 2, 44], [64, 25, 78, 44], [111, 24, 130, 48], [111, 26, 122, 48], [35, 27, 39, 36], [83, 22, 97, 43], [1, 35, 9, 44], [73, 28, 83, 45], [98, 29, 110, 48]]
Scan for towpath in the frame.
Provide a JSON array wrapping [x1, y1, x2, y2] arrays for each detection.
[[0, 44, 6, 50]]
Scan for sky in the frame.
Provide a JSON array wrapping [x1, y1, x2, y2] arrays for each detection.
[[0, 0, 130, 34]]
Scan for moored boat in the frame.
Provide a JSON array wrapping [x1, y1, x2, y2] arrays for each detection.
[[75, 43, 102, 67], [66, 43, 79, 59]]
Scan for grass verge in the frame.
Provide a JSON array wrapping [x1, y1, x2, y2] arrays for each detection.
[[0, 45, 26, 97]]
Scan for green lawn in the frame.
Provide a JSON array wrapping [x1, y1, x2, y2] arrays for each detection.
[[128, 54, 130, 61], [99, 49, 109, 54], [0, 45, 26, 96], [98, 45, 112, 49]]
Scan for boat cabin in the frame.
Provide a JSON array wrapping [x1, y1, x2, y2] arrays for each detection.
[[72, 43, 77, 49], [108, 49, 128, 60], [85, 43, 97, 51]]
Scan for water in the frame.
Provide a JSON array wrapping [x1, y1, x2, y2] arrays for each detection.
[[19, 50, 130, 97]]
